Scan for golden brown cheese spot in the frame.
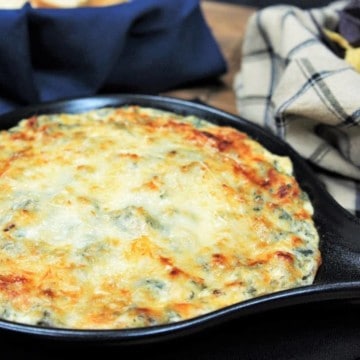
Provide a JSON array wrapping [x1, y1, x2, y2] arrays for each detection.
[[26, 116, 38, 129], [0, 274, 28, 292], [0, 106, 321, 329], [232, 162, 269, 188], [172, 303, 198, 318], [275, 251, 294, 263], [129, 236, 157, 258], [211, 253, 228, 268]]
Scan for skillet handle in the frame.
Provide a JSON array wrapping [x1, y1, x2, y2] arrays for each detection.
[[309, 182, 360, 284]]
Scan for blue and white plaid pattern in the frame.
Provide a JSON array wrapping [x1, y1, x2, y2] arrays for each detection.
[[234, 0, 360, 217]]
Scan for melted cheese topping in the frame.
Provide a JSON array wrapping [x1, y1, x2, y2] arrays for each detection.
[[0, 106, 321, 329]]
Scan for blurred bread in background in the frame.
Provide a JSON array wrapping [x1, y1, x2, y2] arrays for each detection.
[[87, 0, 127, 6], [0, 0, 27, 8], [0, 0, 127, 8]]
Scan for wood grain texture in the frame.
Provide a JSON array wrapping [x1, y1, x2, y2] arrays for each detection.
[[162, 1, 256, 115]]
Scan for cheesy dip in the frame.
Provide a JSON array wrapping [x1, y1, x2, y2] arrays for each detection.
[[0, 106, 321, 329]]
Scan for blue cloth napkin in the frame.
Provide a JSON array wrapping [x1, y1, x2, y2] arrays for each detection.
[[0, 0, 226, 115]]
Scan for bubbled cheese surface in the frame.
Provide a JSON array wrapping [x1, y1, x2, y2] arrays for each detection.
[[0, 106, 321, 329]]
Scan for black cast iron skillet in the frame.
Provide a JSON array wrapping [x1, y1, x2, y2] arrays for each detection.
[[0, 94, 359, 345]]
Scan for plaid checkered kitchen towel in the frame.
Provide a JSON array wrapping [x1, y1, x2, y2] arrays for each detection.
[[234, 0, 360, 217]]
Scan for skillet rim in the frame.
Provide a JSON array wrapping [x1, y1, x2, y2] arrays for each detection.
[[0, 93, 359, 344]]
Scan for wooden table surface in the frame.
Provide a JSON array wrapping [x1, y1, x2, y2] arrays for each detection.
[[162, 1, 256, 115]]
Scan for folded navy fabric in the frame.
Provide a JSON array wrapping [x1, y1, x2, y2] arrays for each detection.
[[0, 0, 226, 115]]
